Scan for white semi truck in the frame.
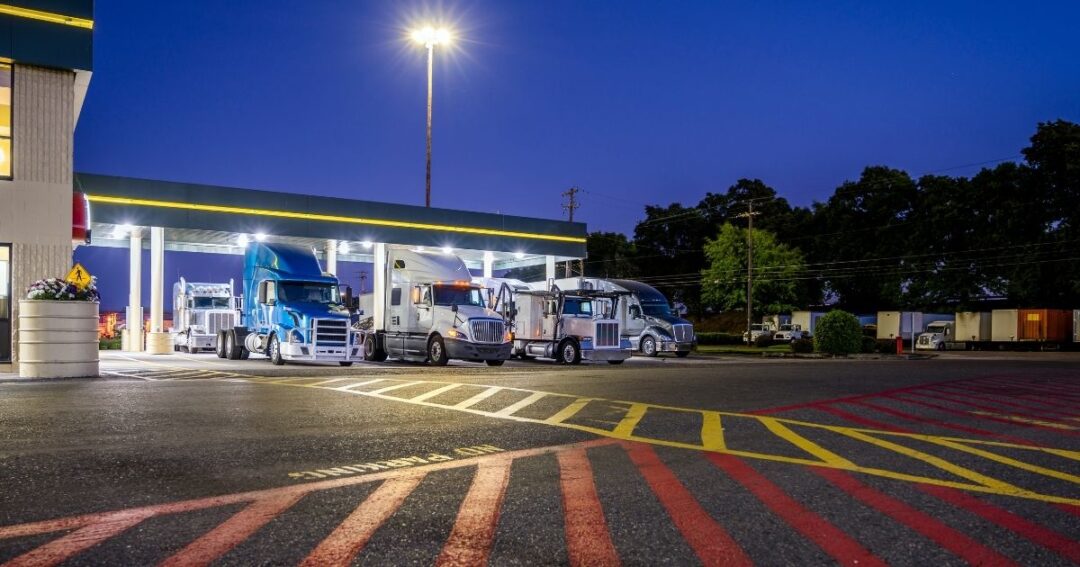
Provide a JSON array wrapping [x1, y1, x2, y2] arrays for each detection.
[[916, 320, 955, 350], [171, 278, 239, 353], [358, 247, 512, 366], [547, 278, 695, 357], [481, 278, 632, 364]]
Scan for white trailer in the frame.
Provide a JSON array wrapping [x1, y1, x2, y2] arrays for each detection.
[[991, 309, 1019, 342], [1074, 310, 1080, 343], [171, 278, 239, 353], [876, 311, 925, 341], [791, 311, 825, 337], [952, 312, 992, 348]]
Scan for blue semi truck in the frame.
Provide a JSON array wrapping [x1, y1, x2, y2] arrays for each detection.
[[217, 242, 360, 365]]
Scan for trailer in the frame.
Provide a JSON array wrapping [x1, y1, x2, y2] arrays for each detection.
[[950, 311, 992, 349], [1075, 310, 1080, 343], [791, 311, 825, 337], [988, 309, 1073, 349], [876, 311, 924, 341]]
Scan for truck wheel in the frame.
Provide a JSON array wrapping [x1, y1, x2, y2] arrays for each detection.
[[428, 335, 449, 366], [558, 339, 581, 365], [364, 335, 387, 362], [937, 343, 946, 351], [268, 334, 285, 365], [225, 331, 240, 360], [607, 359, 625, 365], [641, 336, 658, 357], [215, 332, 227, 358], [485, 359, 505, 367], [675, 350, 690, 358]]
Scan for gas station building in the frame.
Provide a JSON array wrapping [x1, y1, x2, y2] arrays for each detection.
[[0, 1, 586, 371]]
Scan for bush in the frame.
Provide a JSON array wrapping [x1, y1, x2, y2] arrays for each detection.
[[790, 338, 814, 353], [860, 335, 877, 354], [99, 337, 122, 350], [695, 332, 744, 345], [753, 334, 774, 348], [813, 310, 863, 355]]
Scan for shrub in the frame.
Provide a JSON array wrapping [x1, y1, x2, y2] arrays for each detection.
[[99, 337, 122, 350], [790, 338, 814, 353], [695, 332, 744, 345], [813, 310, 863, 355], [753, 334, 774, 348], [860, 335, 877, 354]]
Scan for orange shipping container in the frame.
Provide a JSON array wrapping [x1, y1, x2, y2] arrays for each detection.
[[1017, 309, 1072, 342]]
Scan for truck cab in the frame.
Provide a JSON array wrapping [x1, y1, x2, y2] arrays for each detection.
[[743, 322, 776, 344], [359, 248, 512, 366], [219, 242, 360, 365], [772, 323, 804, 342], [490, 280, 631, 364], [916, 320, 955, 351], [171, 278, 238, 353]]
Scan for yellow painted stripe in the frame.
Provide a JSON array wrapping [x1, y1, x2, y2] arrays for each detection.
[[410, 383, 462, 403], [545, 398, 591, 424], [493, 391, 548, 417], [611, 403, 648, 438], [923, 438, 1080, 485], [969, 411, 1076, 430], [86, 194, 587, 244], [836, 429, 1020, 492], [453, 386, 502, 409], [0, 3, 93, 29], [760, 417, 855, 467], [700, 411, 726, 450]]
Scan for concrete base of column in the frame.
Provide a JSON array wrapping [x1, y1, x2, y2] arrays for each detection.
[[145, 332, 173, 355], [122, 328, 145, 352]]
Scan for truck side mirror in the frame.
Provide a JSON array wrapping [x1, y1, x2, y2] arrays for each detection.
[[452, 304, 459, 313], [344, 286, 354, 311]]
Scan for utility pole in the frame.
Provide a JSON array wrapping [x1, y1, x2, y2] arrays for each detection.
[[562, 187, 581, 277], [736, 201, 761, 342]]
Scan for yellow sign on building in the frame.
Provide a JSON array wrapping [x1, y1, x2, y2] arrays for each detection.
[[65, 263, 93, 290]]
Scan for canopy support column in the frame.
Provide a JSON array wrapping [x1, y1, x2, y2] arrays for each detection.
[[124, 228, 143, 352]]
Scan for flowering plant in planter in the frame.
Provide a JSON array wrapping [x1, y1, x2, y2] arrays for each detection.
[[25, 277, 101, 303]]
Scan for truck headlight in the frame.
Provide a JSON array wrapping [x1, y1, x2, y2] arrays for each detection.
[[447, 328, 465, 339], [505, 330, 513, 343]]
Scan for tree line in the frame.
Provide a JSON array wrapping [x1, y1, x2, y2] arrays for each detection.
[[583, 120, 1080, 316]]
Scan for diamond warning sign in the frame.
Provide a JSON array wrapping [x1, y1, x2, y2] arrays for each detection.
[[65, 263, 93, 290]]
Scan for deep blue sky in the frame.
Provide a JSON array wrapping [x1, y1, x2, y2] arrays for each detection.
[[74, 1, 1080, 310]]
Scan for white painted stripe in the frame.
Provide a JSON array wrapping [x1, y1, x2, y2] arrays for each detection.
[[409, 383, 462, 403], [492, 392, 548, 417], [454, 387, 503, 410], [368, 381, 423, 395], [334, 379, 386, 391]]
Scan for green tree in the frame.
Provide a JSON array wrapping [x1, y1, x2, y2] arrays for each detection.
[[701, 224, 805, 314], [584, 232, 638, 278]]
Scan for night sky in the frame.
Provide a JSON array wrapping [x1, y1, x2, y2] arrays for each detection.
[[73, 1, 1080, 310]]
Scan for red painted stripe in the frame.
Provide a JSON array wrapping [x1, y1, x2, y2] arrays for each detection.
[[873, 396, 1035, 446], [813, 404, 912, 432], [920, 485, 1080, 564], [905, 391, 1080, 435], [624, 443, 751, 567], [705, 453, 886, 567], [749, 376, 980, 415], [1, 511, 152, 567], [557, 448, 621, 567], [980, 378, 1080, 398], [436, 459, 512, 567], [1056, 504, 1080, 518], [814, 469, 1017, 565], [929, 386, 1078, 419], [301, 474, 425, 567], [160, 492, 305, 567], [845, 399, 1032, 443], [943, 386, 1080, 418]]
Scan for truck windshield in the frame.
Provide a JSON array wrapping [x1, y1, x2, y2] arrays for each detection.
[[779, 324, 793, 331], [926, 325, 947, 333], [641, 302, 672, 317], [192, 297, 231, 309], [279, 282, 340, 304], [563, 298, 593, 316], [432, 285, 484, 307]]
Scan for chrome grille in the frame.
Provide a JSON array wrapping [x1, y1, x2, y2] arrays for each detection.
[[918, 335, 930, 345], [673, 324, 694, 342], [470, 319, 505, 344], [596, 321, 619, 348], [208, 311, 234, 335], [313, 319, 349, 347]]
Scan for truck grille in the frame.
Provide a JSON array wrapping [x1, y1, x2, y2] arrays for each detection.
[[313, 319, 349, 347], [918, 335, 930, 345], [207, 312, 234, 335], [470, 319, 505, 344], [596, 321, 619, 348], [673, 323, 694, 342]]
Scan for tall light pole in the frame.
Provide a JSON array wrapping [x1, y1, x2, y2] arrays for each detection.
[[410, 26, 452, 207]]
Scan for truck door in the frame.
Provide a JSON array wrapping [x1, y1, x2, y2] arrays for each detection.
[[415, 285, 433, 331], [624, 298, 646, 337], [257, 281, 276, 332]]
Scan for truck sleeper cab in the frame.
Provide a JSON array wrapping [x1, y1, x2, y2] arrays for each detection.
[[359, 248, 512, 366], [219, 242, 359, 366]]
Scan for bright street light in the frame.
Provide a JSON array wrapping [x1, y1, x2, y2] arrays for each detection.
[[409, 25, 454, 207]]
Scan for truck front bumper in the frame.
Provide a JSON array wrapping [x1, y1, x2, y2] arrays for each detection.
[[582, 348, 632, 362], [280, 342, 362, 362], [659, 339, 694, 353], [177, 333, 218, 350], [445, 339, 513, 361]]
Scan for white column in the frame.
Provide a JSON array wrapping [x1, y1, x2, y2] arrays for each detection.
[[545, 255, 556, 282], [373, 243, 387, 330], [482, 251, 494, 279], [125, 229, 143, 352], [325, 239, 338, 276], [145, 227, 171, 354]]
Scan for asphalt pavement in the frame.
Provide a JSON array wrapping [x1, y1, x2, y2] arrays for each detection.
[[0, 351, 1077, 565]]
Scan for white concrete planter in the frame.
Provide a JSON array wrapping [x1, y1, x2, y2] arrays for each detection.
[[18, 300, 100, 378]]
